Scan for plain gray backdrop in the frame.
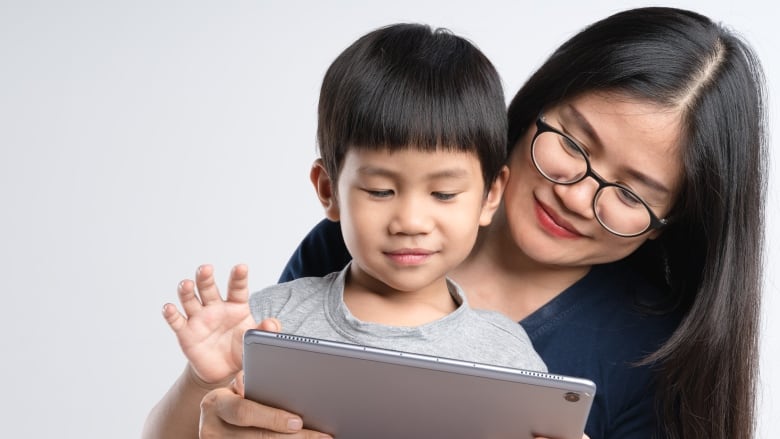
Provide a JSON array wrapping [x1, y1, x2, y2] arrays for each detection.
[[0, 1, 777, 437]]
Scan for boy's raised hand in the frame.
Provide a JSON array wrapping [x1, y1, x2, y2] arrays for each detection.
[[162, 264, 256, 384]]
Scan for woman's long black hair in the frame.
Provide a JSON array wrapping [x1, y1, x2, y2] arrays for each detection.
[[507, 7, 767, 438]]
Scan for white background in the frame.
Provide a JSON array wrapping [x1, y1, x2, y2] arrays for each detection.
[[0, 1, 777, 437]]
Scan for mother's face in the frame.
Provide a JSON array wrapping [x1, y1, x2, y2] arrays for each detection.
[[502, 92, 685, 268]]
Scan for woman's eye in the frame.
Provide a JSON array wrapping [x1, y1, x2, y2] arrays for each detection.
[[558, 135, 582, 157], [366, 189, 394, 198], [432, 192, 457, 201], [617, 187, 642, 207]]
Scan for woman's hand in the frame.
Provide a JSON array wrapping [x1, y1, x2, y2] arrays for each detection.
[[199, 371, 332, 439], [162, 264, 256, 384]]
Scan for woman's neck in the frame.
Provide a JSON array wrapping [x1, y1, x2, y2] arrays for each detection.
[[451, 220, 591, 321]]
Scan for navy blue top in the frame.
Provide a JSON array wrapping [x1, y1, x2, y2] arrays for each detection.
[[279, 219, 680, 439]]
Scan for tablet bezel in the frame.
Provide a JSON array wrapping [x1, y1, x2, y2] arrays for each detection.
[[243, 329, 595, 439]]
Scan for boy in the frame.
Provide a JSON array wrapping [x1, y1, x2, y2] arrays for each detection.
[[145, 23, 545, 438]]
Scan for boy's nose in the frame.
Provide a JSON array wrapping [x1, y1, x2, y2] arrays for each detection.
[[388, 197, 434, 235]]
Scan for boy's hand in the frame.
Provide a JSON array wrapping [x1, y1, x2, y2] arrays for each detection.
[[162, 264, 256, 384]]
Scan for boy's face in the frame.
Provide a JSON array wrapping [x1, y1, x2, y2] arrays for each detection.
[[318, 148, 502, 296]]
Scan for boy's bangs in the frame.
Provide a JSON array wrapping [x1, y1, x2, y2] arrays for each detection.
[[345, 83, 502, 153]]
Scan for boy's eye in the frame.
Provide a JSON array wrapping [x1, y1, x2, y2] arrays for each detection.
[[432, 192, 457, 201], [366, 189, 394, 198]]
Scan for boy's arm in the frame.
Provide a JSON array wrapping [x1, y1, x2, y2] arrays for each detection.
[[141, 364, 233, 439]]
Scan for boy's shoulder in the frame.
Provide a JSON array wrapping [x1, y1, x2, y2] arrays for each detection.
[[249, 271, 342, 318], [468, 308, 536, 346], [446, 279, 546, 371], [458, 308, 546, 371]]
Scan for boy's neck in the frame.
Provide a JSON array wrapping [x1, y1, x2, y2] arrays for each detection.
[[342, 266, 458, 327]]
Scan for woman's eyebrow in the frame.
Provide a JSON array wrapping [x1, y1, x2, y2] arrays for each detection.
[[565, 104, 671, 196], [565, 104, 602, 145], [625, 168, 671, 196]]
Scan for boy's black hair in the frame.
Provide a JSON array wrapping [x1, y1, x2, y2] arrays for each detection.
[[317, 23, 507, 190]]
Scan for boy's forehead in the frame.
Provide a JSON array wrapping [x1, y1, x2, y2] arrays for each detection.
[[343, 147, 483, 171], [346, 145, 482, 159], [344, 143, 485, 161]]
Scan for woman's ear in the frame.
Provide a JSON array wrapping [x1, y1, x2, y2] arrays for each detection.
[[310, 159, 340, 221], [478, 166, 509, 226], [646, 229, 662, 240]]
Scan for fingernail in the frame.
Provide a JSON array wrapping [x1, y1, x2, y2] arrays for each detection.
[[287, 418, 303, 430]]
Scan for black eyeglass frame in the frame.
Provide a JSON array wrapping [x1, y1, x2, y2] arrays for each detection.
[[530, 116, 668, 238]]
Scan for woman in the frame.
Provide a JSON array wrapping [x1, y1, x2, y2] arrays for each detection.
[[146, 6, 767, 439]]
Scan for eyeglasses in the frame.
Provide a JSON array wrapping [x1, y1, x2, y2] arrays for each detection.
[[530, 115, 668, 237]]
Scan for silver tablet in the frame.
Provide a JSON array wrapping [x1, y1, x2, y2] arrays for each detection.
[[243, 329, 595, 439]]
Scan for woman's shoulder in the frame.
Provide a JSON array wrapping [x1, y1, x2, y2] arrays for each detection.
[[278, 219, 351, 282], [522, 260, 681, 438], [523, 259, 681, 343]]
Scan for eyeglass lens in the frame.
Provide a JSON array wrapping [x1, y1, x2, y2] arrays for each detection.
[[532, 130, 652, 236]]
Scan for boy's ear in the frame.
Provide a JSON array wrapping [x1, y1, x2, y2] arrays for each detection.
[[478, 166, 509, 226], [310, 159, 340, 221]]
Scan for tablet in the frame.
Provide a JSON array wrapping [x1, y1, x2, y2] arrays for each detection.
[[243, 329, 595, 439]]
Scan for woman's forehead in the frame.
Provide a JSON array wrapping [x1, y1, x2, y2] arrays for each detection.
[[552, 92, 686, 194]]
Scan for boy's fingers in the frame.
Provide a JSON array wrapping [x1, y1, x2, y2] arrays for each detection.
[[195, 264, 223, 304], [226, 264, 250, 303], [259, 318, 282, 333], [177, 279, 203, 317], [162, 303, 187, 332]]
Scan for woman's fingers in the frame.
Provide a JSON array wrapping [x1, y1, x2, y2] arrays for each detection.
[[231, 370, 245, 397], [200, 387, 333, 437]]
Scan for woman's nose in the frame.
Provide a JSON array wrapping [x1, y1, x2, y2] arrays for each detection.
[[552, 177, 598, 219]]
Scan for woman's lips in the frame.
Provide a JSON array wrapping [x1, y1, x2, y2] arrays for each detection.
[[534, 199, 584, 239]]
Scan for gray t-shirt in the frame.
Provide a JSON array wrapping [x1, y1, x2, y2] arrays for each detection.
[[249, 265, 547, 372]]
